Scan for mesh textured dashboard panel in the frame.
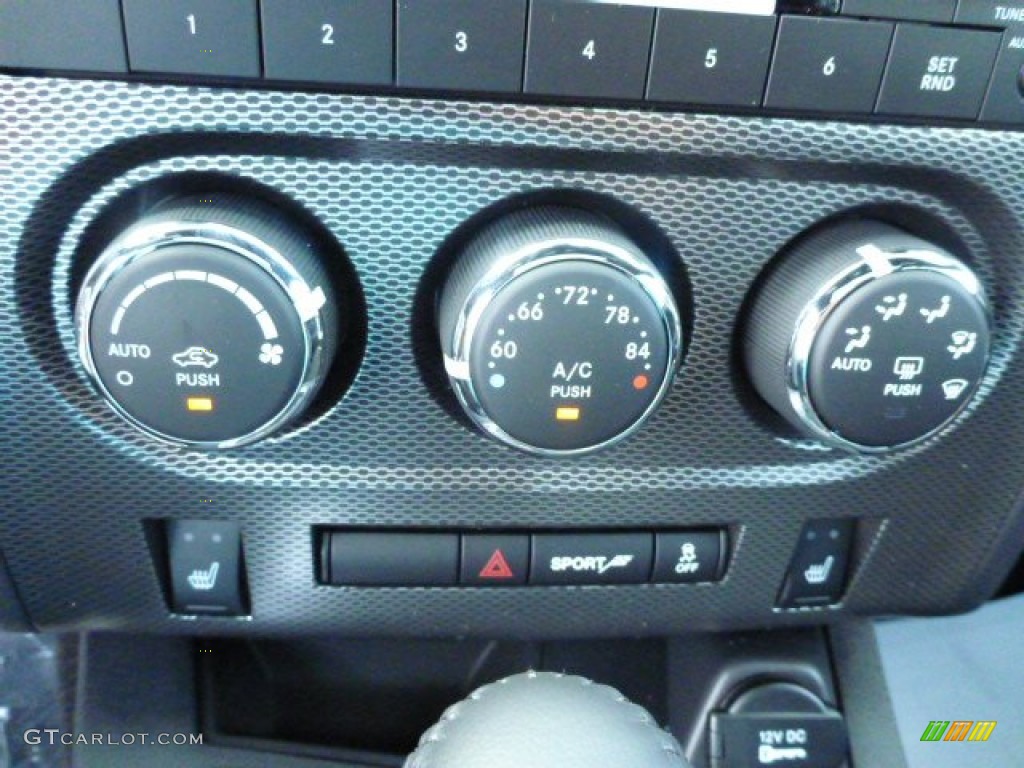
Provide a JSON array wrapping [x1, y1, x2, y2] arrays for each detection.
[[1, 74, 1024, 636]]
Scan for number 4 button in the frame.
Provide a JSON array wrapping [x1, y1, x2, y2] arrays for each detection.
[[525, 0, 655, 100]]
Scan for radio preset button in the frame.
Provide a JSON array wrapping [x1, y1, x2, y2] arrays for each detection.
[[262, 0, 393, 85], [647, 11, 776, 108], [123, 0, 261, 78], [765, 17, 894, 114], [397, 0, 527, 93], [0, 0, 127, 73], [525, 0, 655, 100]]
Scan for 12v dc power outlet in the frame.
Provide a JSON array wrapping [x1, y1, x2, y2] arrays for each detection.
[[710, 682, 848, 768]]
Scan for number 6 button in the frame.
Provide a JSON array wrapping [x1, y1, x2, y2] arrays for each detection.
[[525, 0, 655, 101], [765, 16, 894, 114], [397, 0, 528, 93], [262, 0, 393, 85]]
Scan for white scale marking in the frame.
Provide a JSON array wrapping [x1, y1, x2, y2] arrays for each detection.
[[111, 307, 127, 336], [235, 286, 264, 315], [255, 310, 279, 341], [121, 284, 146, 308], [108, 270, 278, 338], [174, 270, 208, 282], [143, 272, 174, 289], [206, 273, 239, 293]]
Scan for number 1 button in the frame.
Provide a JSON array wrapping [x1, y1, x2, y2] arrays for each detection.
[[765, 17, 894, 114], [123, 0, 260, 77], [525, 0, 655, 101]]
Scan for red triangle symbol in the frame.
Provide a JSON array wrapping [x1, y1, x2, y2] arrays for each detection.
[[479, 549, 515, 580]]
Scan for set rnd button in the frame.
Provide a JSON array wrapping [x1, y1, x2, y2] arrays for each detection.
[[921, 55, 960, 91], [877, 24, 1001, 119]]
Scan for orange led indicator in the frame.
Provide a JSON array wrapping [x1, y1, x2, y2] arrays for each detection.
[[187, 397, 214, 412], [556, 406, 581, 422], [633, 375, 650, 391]]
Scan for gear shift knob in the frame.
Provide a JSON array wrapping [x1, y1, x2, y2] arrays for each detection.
[[405, 672, 690, 768]]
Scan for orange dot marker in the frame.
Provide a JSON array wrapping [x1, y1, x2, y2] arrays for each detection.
[[633, 375, 649, 391]]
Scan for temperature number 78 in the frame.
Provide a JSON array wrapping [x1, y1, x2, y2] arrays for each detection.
[[605, 305, 632, 324]]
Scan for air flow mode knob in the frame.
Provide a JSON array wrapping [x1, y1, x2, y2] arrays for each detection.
[[744, 220, 990, 452]]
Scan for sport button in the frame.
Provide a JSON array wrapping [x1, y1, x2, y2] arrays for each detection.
[[530, 533, 653, 585]]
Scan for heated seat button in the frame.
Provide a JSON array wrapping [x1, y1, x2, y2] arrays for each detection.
[[653, 531, 725, 584], [778, 520, 854, 608], [877, 25, 1001, 120], [525, 0, 655, 100], [646, 11, 776, 107], [123, 0, 261, 78], [765, 17, 894, 114], [461, 535, 530, 586], [530, 533, 653, 585], [167, 520, 247, 616], [397, 0, 527, 93], [327, 533, 458, 587]]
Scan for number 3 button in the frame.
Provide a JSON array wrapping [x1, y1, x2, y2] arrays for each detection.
[[765, 17, 895, 114], [525, 0, 655, 100], [398, 0, 527, 93]]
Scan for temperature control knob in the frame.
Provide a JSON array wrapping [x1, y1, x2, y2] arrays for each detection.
[[744, 220, 990, 452], [438, 207, 684, 455], [76, 196, 339, 448]]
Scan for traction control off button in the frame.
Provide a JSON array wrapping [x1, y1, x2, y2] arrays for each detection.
[[653, 531, 725, 583]]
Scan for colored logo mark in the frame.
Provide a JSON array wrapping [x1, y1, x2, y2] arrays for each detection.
[[920, 721, 997, 742]]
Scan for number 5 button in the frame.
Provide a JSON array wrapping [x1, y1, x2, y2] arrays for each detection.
[[525, 0, 655, 100], [647, 11, 777, 108], [262, 0, 393, 85], [398, 0, 528, 93], [765, 17, 894, 114]]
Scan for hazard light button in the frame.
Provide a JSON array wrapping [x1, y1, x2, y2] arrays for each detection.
[[461, 535, 529, 586]]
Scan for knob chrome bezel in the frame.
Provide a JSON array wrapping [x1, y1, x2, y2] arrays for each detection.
[[76, 219, 330, 450], [443, 236, 683, 457], [786, 242, 991, 454]]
